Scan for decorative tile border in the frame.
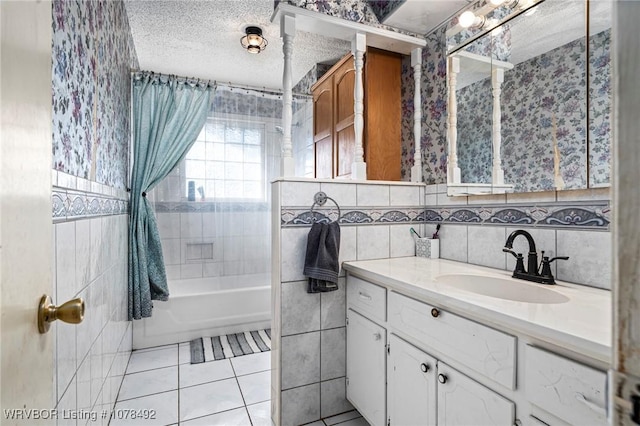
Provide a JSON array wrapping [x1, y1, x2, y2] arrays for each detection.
[[53, 187, 128, 222], [281, 207, 425, 227], [281, 202, 610, 230], [424, 202, 611, 230], [154, 202, 270, 213]]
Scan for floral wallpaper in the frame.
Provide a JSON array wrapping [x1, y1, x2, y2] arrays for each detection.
[[588, 29, 611, 186], [278, 0, 418, 35], [293, 63, 333, 95], [456, 78, 493, 184], [52, 0, 138, 189], [400, 24, 611, 191], [211, 85, 283, 119], [400, 26, 448, 183], [367, 0, 405, 22]]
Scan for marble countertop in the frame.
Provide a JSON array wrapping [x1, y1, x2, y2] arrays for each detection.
[[343, 257, 612, 364]]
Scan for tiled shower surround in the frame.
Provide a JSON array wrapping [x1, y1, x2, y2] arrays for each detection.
[[52, 173, 131, 426], [271, 178, 611, 425]]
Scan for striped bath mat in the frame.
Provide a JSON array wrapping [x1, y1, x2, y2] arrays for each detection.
[[190, 329, 271, 364]]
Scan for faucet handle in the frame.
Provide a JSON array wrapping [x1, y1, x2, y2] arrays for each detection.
[[547, 256, 569, 263], [503, 247, 521, 258], [539, 256, 569, 284]]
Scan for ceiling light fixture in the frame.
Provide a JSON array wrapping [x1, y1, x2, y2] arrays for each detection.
[[458, 10, 486, 29], [240, 26, 268, 54]]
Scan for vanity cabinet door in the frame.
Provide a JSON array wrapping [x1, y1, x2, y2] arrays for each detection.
[[387, 334, 436, 426], [346, 309, 386, 426], [437, 362, 515, 426]]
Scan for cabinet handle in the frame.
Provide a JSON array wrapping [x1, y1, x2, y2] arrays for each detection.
[[420, 363, 430, 373], [438, 374, 447, 384], [373, 332, 382, 341], [358, 292, 372, 301], [575, 392, 606, 416], [431, 308, 440, 318]]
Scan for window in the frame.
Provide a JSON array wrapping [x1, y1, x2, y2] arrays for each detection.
[[184, 118, 265, 201]]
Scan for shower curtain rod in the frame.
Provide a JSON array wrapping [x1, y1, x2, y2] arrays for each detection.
[[130, 71, 311, 98]]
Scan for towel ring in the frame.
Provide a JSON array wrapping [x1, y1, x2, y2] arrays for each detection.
[[310, 192, 341, 223]]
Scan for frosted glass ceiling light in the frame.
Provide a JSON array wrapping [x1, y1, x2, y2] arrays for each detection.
[[459, 10, 485, 29], [240, 26, 268, 54]]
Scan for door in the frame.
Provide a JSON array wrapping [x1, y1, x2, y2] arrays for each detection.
[[1, 1, 55, 423], [387, 334, 436, 426], [346, 309, 386, 426], [437, 362, 515, 426]]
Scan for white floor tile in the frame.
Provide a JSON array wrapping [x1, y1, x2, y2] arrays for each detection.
[[127, 346, 178, 374], [181, 407, 252, 425], [117, 366, 178, 401], [323, 410, 362, 425], [178, 342, 191, 365], [230, 351, 271, 376], [179, 359, 234, 388], [179, 378, 244, 422], [246, 401, 271, 426], [110, 390, 178, 426], [335, 417, 368, 426], [237, 370, 270, 405]]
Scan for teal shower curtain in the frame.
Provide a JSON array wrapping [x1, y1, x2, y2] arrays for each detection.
[[128, 72, 212, 320]]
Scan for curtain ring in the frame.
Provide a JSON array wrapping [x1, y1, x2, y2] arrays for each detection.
[[142, 192, 147, 197]]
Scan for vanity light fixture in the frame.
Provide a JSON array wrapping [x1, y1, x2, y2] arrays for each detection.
[[458, 10, 486, 29], [240, 26, 268, 54]]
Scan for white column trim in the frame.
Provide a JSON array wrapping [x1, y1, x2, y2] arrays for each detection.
[[411, 48, 423, 183], [351, 32, 367, 180], [447, 56, 461, 184], [491, 67, 504, 185], [281, 14, 295, 176]]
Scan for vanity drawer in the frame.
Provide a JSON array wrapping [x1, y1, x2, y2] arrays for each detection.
[[388, 291, 516, 390], [347, 276, 386, 323], [525, 346, 607, 426]]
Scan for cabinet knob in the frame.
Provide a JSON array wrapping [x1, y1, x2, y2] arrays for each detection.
[[438, 374, 447, 384], [420, 363, 430, 373], [431, 308, 440, 318], [373, 332, 382, 341]]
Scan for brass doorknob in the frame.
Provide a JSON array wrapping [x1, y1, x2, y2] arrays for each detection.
[[38, 295, 85, 334]]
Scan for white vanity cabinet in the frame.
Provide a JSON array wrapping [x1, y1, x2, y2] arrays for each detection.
[[436, 361, 515, 426], [387, 334, 437, 426], [344, 268, 609, 426], [346, 277, 388, 426]]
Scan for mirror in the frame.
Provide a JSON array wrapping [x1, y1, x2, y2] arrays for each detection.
[[446, 0, 611, 195]]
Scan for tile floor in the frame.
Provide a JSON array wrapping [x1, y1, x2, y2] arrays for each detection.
[[111, 343, 368, 426]]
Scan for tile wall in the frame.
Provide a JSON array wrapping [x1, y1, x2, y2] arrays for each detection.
[[53, 172, 132, 426], [426, 185, 612, 289], [271, 179, 426, 425], [154, 208, 271, 280]]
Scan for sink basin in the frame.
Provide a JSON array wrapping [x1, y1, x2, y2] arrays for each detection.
[[435, 274, 570, 304]]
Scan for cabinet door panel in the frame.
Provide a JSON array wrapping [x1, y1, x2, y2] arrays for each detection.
[[313, 86, 333, 141], [388, 291, 516, 389], [315, 136, 333, 179], [336, 125, 355, 178], [388, 334, 436, 426], [437, 362, 515, 426], [347, 309, 386, 426], [334, 65, 355, 124]]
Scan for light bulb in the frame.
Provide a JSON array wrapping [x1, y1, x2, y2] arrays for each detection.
[[459, 11, 478, 28], [490, 0, 505, 5]]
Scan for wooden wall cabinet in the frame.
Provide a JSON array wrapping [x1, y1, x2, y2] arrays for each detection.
[[311, 48, 401, 180]]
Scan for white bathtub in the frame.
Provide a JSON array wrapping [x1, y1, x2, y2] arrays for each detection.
[[133, 273, 271, 349]]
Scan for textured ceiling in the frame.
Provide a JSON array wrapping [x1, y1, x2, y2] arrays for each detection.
[[124, 0, 352, 90]]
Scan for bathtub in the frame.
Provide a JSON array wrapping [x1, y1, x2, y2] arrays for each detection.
[[133, 273, 271, 349]]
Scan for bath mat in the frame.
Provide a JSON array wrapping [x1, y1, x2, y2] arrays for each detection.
[[190, 329, 271, 364]]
